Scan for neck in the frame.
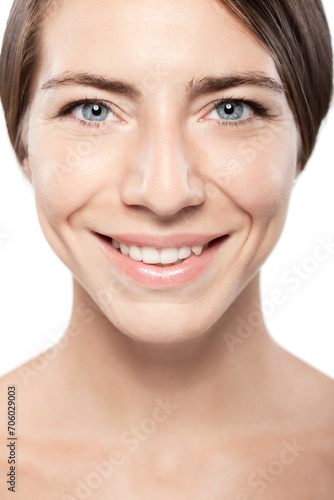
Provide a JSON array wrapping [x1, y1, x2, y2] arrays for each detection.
[[52, 274, 277, 441]]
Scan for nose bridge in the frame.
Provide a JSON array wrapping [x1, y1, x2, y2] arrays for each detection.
[[145, 111, 188, 185], [120, 101, 206, 216]]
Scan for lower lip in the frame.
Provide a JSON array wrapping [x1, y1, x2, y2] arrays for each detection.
[[94, 233, 228, 289]]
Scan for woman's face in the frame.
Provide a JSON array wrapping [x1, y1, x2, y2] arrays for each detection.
[[24, 0, 299, 343]]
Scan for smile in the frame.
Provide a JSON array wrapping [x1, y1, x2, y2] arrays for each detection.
[[111, 238, 209, 267], [94, 232, 229, 288]]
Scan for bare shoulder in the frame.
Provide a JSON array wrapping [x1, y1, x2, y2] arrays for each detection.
[[0, 366, 23, 428], [0, 353, 61, 453], [0, 358, 93, 499], [0, 361, 37, 458], [0, 357, 42, 412], [0, 367, 24, 498], [270, 341, 334, 423], [267, 344, 334, 491]]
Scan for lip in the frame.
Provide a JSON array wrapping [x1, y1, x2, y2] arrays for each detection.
[[93, 232, 229, 289], [98, 233, 226, 249]]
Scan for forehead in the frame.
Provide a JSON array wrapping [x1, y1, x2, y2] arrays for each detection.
[[38, 0, 280, 92]]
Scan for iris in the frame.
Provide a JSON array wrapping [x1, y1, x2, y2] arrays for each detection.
[[82, 103, 110, 121], [216, 101, 245, 120]]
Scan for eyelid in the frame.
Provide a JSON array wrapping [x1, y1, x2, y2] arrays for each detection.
[[73, 101, 118, 123], [54, 96, 274, 130], [196, 97, 276, 132], [54, 98, 126, 123], [211, 100, 253, 121], [203, 97, 268, 119]]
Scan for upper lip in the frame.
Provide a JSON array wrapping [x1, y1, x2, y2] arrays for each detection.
[[95, 232, 228, 249]]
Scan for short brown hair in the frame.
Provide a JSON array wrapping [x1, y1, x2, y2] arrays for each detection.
[[0, 0, 332, 168], [218, 0, 333, 168], [0, 0, 55, 165]]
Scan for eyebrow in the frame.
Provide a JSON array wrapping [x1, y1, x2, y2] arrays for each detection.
[[186, 73, 285, 97], [40, 71, 286, 99], [40, 72, 142, 100]]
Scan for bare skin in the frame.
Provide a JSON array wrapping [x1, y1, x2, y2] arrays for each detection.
[[1, 277, 333, 499], [0, 0, 333, 498]]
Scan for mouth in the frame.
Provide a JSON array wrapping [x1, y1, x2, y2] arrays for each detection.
[[96, 234, 227, 267], [93, 232, 229, 289]]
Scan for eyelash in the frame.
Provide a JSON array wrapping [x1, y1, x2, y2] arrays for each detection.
[[209, 97, 272, 129], [55, 98, 118, 128], [54, 96, 273, 129]]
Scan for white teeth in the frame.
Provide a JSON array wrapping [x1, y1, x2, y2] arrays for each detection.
[[160, 248, 179, 264], [113, 239, 206, 265], [129, 245, 142, 261], [179, 246, 192, 259], [120, 242, 129, 256], [112, 239, 120, 249], [191, 245, 203, 256], [142, 247, 160, 264]]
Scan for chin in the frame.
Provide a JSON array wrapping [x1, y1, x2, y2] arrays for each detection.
[[100, 300, 217, 345]]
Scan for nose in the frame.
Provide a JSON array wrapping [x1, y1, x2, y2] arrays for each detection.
[[120, 120, 206, 217]]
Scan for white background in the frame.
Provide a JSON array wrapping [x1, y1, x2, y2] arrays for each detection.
[[0, 0, 333, 378]]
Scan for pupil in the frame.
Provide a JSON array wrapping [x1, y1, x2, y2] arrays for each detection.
[[92, 105, 102, 116], [224, 103, 234, 115]]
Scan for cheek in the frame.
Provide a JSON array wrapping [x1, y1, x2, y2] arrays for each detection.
[[203, 124, 298, 220], [28, 129, 122, 225]]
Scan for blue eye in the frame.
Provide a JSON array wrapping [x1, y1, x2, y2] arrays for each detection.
[[80, 102, 111, 122], [214, 101, 252, 121], [55, 99, 118, 125]]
